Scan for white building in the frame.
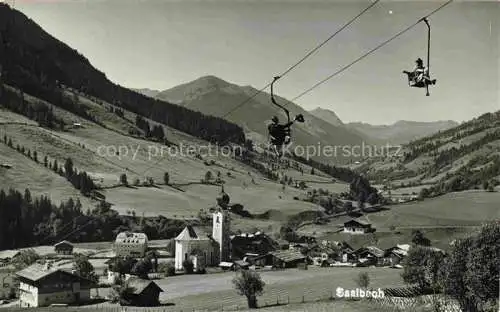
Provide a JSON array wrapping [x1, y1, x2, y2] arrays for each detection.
[[16, 262, 95, 307], [174, 209, 230, 271], [343, 219, 373, 234], [114, 232, 148, 257]]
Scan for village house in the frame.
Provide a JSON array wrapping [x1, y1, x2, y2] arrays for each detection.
[[114, 232, 148, 258], [384, 244, 410, 266], [122, 277, 163, 307], [16, 262, 95, 307], [54, 241, 74, 255], [0, 250, 20, 267], [230, 232, 277, 259], [343, 219, 374, 234], [355, 246, 385, 266], [270, 250, 307, 268]]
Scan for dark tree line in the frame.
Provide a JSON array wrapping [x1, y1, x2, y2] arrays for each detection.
[[135, 115, 165, 141], [0, 4, 245, 145], [0, 187, 187, 250], [0, 85, 64, 129], [1, 134, 96, 196]]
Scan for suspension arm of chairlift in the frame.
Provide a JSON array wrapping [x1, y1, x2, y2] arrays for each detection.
[[271, 76, 291, 123], [423, 18, 431, 96]]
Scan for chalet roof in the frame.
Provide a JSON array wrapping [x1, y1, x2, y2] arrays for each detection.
[[219, 262, 234, 268], [363, 246, 385, 258], [270, 250, 306, 263], [127, 277, 163, 295], [234, 260, 250, 267], [115, 232, 148, 244], [0, 250, 20, 260], [54, 240, 74, 248], [16, 263, 58, 281], [16, 263, 94, 284], [344, 219, 371, 227]]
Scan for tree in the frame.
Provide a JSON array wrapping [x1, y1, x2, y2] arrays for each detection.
[[64, 158, 74, 178], [13, 249, 40, 270], [482, 180, 489, 190], [233, 270, 265, 309], [120, 173, 128, 186], [355, 272, 370, 289], [204, 171, 212, 182], [73, 255, 97, 282], [131, 259, 152, 279], [401, 246, 445, 291], [182, 259, 194, 274], [163, 172, 169, 185], [443, 222, 499, 312], [419, 187, 430, 199], [411, 230, 431, 246], [157, 262, 175, 277]]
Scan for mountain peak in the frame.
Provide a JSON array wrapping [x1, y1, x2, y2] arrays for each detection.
[[309, 107, 344, 126]]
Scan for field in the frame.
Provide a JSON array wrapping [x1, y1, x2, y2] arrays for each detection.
[[78, 266, 403, 312], [0, 94, 337, 228]]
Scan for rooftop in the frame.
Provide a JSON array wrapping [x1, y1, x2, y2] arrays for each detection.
[[116, 232, 148, 244], [270, 250, 306, 263], [344, 219, 372, 227], [175, 225, 211, 241], [126, 277, 163, 295]]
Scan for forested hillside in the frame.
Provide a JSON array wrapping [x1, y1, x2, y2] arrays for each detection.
[[0, 4, 245, 145]]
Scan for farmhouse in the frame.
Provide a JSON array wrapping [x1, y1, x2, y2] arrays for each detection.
[[230, 232, 277, 259], [123, 277, 163, 307], [54, 241, 74, 255], [384, 244, 410, 266], [16, 262, 95, 307], [343, 219, 374, 234], [114, 232, 148, 257], [0, 250, 20, 264], [270, 250, 307, 268], [355, 246, 385, 266]]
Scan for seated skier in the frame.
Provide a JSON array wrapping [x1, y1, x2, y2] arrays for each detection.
[[403, 58, 436, 87], [268, 114, 303, 156]]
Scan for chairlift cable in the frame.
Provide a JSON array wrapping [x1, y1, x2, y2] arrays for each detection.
[[289, 0, 452, 104]]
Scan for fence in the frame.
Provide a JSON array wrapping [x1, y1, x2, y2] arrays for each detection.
[[2, 287, 464, 312]]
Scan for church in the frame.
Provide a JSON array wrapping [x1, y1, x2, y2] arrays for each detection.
[[174, 189, 231, 271]]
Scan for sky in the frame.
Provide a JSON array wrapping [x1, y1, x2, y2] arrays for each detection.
[[11, 0, 500, 124]]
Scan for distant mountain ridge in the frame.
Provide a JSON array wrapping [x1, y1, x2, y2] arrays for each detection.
[[133, 88, 160, 98], [347, 119, 460, 144], [152, 75, 374, 163]]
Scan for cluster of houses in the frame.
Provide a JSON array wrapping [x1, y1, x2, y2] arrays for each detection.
[[0, 191, 425, 308]]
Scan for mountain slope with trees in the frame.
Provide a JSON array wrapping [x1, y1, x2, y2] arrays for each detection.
[[0, 4, 244, 145]]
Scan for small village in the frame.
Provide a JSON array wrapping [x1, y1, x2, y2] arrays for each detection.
[[0, 188, 443, 309]]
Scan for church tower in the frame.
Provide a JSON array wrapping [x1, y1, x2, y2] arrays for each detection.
[[212, 185, 231, 262]]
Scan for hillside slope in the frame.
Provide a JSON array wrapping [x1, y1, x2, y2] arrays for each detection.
[[0, 4, 244, 145], [155, 76, 373, 164], [356, 111, 500, 196]]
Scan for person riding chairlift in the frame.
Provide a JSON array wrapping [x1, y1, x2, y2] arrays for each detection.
[[403, 58, 436, 87], [268, 114, 303, 157]]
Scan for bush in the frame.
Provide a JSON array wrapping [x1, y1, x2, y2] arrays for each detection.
[[158, 262, 175, 276], [182, 259, 194, 274]]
